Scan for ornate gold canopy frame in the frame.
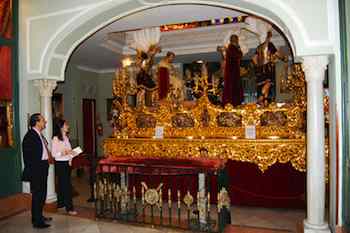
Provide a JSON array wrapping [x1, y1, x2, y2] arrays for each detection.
[[104, 63, 328, 172], [0, 101, 14, 147]]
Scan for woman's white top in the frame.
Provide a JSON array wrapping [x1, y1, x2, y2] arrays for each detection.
[[51, 135, 74, 161]]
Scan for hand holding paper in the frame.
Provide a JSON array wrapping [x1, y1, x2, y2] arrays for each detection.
[[71, 146, 83, 158]]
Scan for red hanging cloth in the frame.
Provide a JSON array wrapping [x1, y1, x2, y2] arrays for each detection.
[[0, 0, 13, 100]]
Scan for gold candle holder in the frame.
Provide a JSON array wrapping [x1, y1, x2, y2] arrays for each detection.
[[133, 186, 136, 202], [112, 183, 116, 200], [168, 189, 172, 206], [217, 192, 219, 212], [108, 182, 112, 201], [177, 190, 181, 209], [207, 193, 210, 212], [114, 186, 120, 202], [93, 183, 97, 200], [99, 180, 105, 199], [159, 189, 162, 207]]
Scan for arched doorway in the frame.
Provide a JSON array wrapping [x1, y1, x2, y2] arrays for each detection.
[[24, 1, 335, 232]]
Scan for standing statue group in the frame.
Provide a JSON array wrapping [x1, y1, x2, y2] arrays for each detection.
[[132, 45, 182, 106], [218, 30, 286, 107], [126, 30, 286, 108]]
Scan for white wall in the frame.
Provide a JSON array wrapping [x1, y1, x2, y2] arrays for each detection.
[[21, 0, 336, 82]]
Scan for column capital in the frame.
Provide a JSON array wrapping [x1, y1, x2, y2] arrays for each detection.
[[33, 79, 57, 97], [302, 55, 329, 83]]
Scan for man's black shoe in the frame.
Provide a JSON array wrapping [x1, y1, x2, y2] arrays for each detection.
[[33, 223, 50, 229], [43, 216, 53, 222]]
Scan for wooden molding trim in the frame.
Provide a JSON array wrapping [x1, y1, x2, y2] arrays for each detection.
[[336, 226, 349, 233], [0, 193, 31, 220]]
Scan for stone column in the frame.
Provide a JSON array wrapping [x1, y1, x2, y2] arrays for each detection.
[[302, 56, 330, 233], [34, 79, 57, 203]]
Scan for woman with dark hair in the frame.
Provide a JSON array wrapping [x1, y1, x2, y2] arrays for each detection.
[[52, 119, 78, 215]]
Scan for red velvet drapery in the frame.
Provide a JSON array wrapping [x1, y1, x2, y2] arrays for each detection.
[[98, 158, 305, 208], [0, 0, 13, 100], [0, 0, 12, 38], [0, 47, 12, 100], [226, 160, 305, 208]]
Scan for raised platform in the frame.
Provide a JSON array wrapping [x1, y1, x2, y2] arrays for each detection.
[[103, 137, 306, 172]]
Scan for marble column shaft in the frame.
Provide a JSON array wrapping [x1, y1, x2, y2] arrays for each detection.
[[34, 79, 58, 203], [303, 56, 330, 233]]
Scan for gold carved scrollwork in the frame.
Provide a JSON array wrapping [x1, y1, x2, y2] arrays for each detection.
[[0, 101, 14, 147], [6, 102, 13, 146], [106, 63, 331, 173], [104, 138, 306, 172], [113, 97, 305, 140], [183, 191, 194, 209], [286, 63, 306, 109], [141, 182, 163, 207]]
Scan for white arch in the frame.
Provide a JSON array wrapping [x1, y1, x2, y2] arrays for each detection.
[[23, 1, 338, 231], [30, 0, 332, 81]]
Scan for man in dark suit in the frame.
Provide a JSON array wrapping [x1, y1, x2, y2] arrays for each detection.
[[22, 113, 53, 228]]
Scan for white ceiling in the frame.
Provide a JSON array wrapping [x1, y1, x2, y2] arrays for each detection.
[[69, 5, 286, 73], [69, 5, 245, 71]]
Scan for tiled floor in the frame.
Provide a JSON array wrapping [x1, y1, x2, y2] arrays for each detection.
[[0, 173, 305, 233], [0, 211, 188, 233], [0, 209, 302, 233]]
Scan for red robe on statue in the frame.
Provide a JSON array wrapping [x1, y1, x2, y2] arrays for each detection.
[[222, 44, 242, 107], [158, 66, 170, 100]]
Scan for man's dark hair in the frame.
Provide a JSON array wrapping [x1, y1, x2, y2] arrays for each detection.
[[29, 113, 42, 128]]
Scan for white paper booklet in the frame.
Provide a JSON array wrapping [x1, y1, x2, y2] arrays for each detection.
[[72, 146, 83, 157]]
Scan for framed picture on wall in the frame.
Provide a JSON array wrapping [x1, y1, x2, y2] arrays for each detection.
[[52, 93, 63, 120]]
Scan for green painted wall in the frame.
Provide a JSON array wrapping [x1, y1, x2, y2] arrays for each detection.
[[0, 150, 22, 197], [96, 73, 114, 157], [55, 64, 114, 157], [56, 64, 97, 149], [0, 0, 22, 198]]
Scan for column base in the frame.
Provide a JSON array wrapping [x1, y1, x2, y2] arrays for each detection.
[[304, 220, 330, 233], [46, 165, 56, 203], [46, 193, 57, 204], [22, 182, 31, 193]]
